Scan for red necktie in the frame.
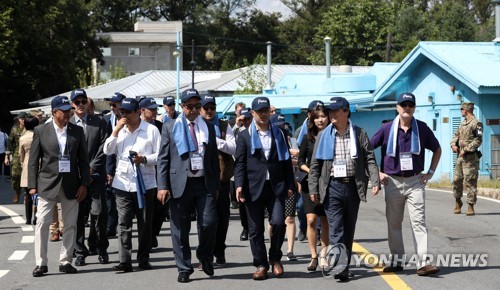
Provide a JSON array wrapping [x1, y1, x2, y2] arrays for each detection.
[[189, 122, 199, 174]]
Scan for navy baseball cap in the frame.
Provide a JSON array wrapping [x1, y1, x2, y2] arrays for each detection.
[[70, 89, 87, 101], [18, 112, 29, 119], [308, 100, 324, 111], [163, 96, 175, 106], [252, 97, 270, 111], [271, 114, 286, 126], [329, 97, 350, 111], [120, 98, 139, 111], [240, 107, 252, 119], [107, 92, 127, 103], [201, 94, 216, 106], [181, 89, 201, 103], [51, 96, 72, 111], [397, 92, 416, 105], [139, 97, 160, 109]]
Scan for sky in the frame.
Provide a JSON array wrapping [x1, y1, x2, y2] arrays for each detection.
[[255, 0, 293, 17]]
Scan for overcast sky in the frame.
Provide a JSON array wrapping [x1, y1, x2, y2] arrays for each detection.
[[255, 0, 292, 17]]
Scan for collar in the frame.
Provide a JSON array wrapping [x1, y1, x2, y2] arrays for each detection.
[[52, 119, 67, 133], [74, 113, 88, 124]]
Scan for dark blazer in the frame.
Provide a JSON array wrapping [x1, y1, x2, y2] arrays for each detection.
[[234, 128, 295, 202], [28, 121, 90, 199], [157, 118, 220, 198], [70, 114, 108, 190]]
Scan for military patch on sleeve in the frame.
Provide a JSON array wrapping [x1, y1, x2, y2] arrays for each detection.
[[476, 122, 483, 137]]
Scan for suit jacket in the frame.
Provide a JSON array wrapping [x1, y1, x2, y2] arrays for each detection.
[[28, 121, 90, 199], [157, 118, 220, 198], [70, 114, 108, 190], [104, 114, 117, 177], [308, 125, 379, 203], [234, 128, 295, 202]]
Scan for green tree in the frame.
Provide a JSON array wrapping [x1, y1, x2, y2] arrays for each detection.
[[428, 1, 477, 41], [234, 56, 270, 94], [0, 4, 17, 76], [90, 0, 140, 32]]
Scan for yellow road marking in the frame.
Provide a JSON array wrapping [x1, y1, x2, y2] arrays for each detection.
[[353, 242, 411, 289]]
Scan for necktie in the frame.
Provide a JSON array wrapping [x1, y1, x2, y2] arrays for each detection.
[[77, 119, 86, 135], [189, 122, 199, 174]]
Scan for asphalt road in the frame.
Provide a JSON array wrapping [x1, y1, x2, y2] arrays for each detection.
[[1, 175, 499, 290]]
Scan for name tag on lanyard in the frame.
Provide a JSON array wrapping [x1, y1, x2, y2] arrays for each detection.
[[400, 153, 414, 171], [59, 155, 71, 173], [117, 157, 130, 174], [190, 144, 204, 170], [333, 159, 347, 177]]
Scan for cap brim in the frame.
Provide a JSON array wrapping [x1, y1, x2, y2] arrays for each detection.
[[56, 105, 73, 111]]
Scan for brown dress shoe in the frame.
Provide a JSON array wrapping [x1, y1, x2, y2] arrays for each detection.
[[454, 198, 463, 214], [252, 266, 268, 280], [272, 262, 284, 277], [417, 265, 440, 276], [466, 204, 475, 216]]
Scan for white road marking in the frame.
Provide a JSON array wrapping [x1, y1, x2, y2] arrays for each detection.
[[0, 205, 26, 224], [21, 236, 35, 244], [430, 188, 500, 204], [0, 270, 9, 279], [21, 225, 34, 232], [8, 250, 29, 261]]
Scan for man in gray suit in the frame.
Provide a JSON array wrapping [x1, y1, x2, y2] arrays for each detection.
[[70, 89, 109, 266], [157, 88, 220, 283], [29, 96, 90, 277]]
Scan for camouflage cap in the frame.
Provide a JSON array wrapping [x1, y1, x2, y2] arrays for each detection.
[[461, 102, 474, 110]]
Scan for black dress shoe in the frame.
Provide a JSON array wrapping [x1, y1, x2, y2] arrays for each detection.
[[59, 264, 78, 274], [215, 257, 226, 266], [32, 266, 48, 277], [200, 259, 214, 276], [383, 264, 404, 272], [240, 229, 248, 241], [98, 253, 109, 264], [178, 272, 191, 283], [334, 269, 350, 282], [138, 262, 153, 270], [75, 256, 86, 266], [112, 263, 133, 272]]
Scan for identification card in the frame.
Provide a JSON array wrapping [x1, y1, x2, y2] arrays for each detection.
[[117, 158, 129, 174], [59, 155, 70, 173], [400, 153, 414, 171], [333, 160, 347, 177], [190, 153, 204, 170]]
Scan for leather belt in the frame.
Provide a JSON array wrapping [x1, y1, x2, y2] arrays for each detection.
[[390, 172, 420, 177], [330, 176, 355, 183]]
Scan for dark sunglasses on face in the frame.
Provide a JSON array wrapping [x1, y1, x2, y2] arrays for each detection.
[[119, 109, 134, 115], [167, 104, 175, 107], [399, 102, 415, 108], [203, 105, 216, 111], [73, 100, 88, 106], [109, 103, 117, 108], [184, 103, 202, 110]]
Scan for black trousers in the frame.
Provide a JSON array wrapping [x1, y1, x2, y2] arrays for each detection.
[[245, 181, 286, 269], [214, 180, 230, 259], [88, 190, 109, 254]]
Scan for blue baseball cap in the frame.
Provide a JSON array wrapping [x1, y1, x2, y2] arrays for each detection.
[[240, 107, 252, 119], [107, 92, 127, 103], [163, 96, 175, 106], [270, 114, 286, 126], [308, 100, 324, 111], [201, 94, 216, 106], [70, 89, 87, 101], [120, 98, 139, 111], [397, 92, 416, 105], [329, 97, 350, 111], [139, 97, 160, 109], [181, 89, 201, 103], [51, 96, 72, 111], [252, 97, 270, 111]]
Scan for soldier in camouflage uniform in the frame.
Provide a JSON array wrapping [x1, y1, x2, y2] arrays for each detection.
[[4, 112, 27, 203], [451, 102, 483, 216]]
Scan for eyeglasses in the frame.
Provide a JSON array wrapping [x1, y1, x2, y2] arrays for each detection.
[[73, 100, 88, 106], [119, 109, 135, 115], [184, 103, 202, 110], [167, 104, 175, 107], [109, 103, 117, 108], [460, 108, 465, 111], [399, 102, 415, 108], [203, 105, 216, 111]]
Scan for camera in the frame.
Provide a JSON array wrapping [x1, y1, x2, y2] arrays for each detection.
[[129, 150, 138, 157]]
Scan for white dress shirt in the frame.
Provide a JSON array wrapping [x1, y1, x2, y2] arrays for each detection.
[[52, 120, 67, 156]]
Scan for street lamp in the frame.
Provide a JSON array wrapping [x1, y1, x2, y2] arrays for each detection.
[[189, 39, 214, 89]]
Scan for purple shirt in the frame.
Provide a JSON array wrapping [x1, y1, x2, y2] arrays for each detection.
[[370, 119, 440, 175]]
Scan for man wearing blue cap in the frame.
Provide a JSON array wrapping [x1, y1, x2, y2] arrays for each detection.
[[69, 89, 110, 267], [234, 97, 295, 280], [309, 96, 379, 282], [157, 95, 179, 123], [157, 88, 220, 283], [371, 92, 441, 276], [29, 96, 90, 277], [103, 98, 161, 272]]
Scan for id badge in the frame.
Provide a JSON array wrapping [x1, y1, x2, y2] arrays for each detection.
[[59, 155, 70, 173], [117, 158, 129, 174], [191, 153, 204, 170], [333, 160, 347, 177], [400, 153, 413, 171]]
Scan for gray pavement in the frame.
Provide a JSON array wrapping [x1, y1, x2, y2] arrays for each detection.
[[1, 175, 500, 289]]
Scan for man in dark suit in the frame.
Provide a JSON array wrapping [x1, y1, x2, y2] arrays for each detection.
[[70, 89, 109, 266], [157, 88, 220, 283], [234, 97, 295, 280], [103, 92, 126, 238], [29, 96, 90, 277]]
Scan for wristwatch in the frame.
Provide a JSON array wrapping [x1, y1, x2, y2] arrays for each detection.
[[427, 169, 435, 175]]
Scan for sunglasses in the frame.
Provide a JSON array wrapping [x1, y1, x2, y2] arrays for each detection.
[[109, 103, 117, 108], [119, 109, 135, 115], [73, 100, 88, 106], [399, 102, 415, 108], [167, 103, 175, 107], [184, 103, 202, 110], [203, 105, 216, 111]]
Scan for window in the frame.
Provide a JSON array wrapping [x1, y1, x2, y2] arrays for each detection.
[[101, 47, 111, 56], [129, 48, 141, 56], [491, 135, 500, 179]]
